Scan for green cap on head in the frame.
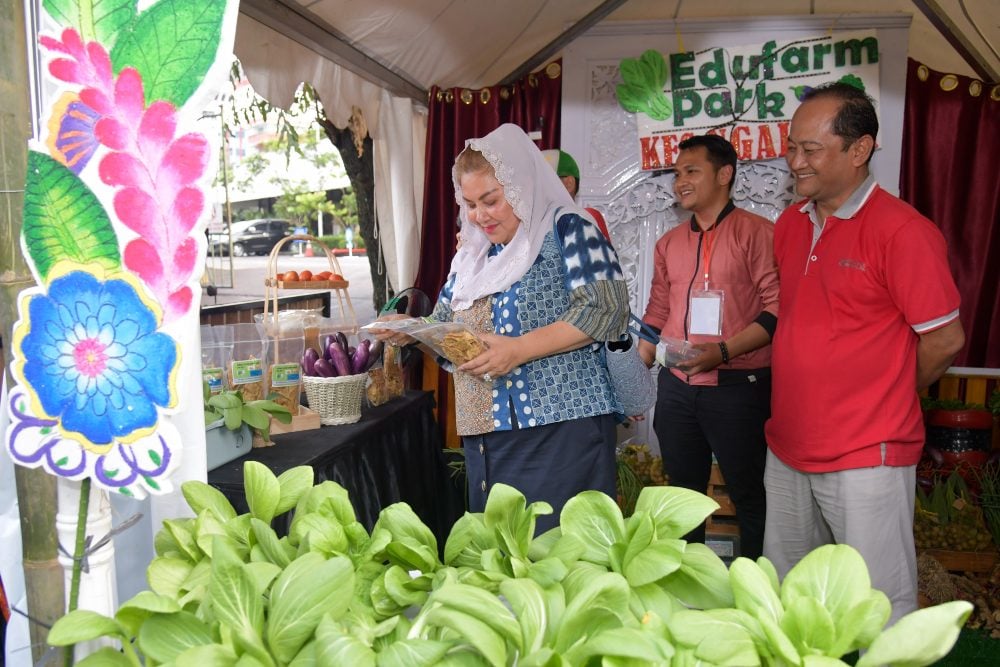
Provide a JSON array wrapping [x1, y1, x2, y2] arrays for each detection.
[[541, 149, 580, 180]]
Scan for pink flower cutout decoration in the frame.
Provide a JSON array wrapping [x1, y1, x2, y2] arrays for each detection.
[[40, 28, 209, 322]]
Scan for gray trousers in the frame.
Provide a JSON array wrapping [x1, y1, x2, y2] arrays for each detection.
[[763, 449, 918, 626]]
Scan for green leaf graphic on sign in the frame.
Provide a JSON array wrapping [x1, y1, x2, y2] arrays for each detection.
[[640, 49, 669, 89], [23, 152, 121, 281], [43, 0, 137, 45], [109, 0, 226, 108], [616, 50, 672, 121]]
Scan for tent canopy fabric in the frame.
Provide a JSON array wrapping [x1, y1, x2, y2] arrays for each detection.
[[239, 0, 997, 96]]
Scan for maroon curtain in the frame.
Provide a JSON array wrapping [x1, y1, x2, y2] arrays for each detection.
[[900, 59, 1000, 368], [415, 60, 562, 297]]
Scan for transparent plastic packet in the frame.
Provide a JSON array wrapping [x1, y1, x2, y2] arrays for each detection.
[[200, 325, 233, 394], [367, 343, 404, 407], [655, 336, 703, 368], [223, 323, 266, 400], [254, 308, 332, 338], [265, 332, 304, 414], [361, 319, 487, 366]]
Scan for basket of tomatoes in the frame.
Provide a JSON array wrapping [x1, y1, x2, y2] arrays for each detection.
[[262, 234, 357, 335], [263, 234, 350, 290]]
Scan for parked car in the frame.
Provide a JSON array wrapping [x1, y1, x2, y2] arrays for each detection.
[[208, 219, 292, 257]]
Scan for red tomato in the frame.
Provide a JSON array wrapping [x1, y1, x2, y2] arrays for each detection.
[[283, 270, 300, 282], [299, 270, 313, 281]]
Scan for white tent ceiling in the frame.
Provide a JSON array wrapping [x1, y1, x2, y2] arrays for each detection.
[[232, 0, 998, 293], [238, 0, 998, 100]]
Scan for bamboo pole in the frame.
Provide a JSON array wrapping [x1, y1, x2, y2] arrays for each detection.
[[1, 0, 66, 663]]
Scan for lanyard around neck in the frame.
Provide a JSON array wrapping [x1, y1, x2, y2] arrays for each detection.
[[701, 228, 715, 289], [695, 200, 734, 289]]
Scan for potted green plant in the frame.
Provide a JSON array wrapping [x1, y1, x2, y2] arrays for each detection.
[[203, 382, 292, 469], [922, 396, 994, 471]]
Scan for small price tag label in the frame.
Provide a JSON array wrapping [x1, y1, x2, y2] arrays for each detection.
[[231, 358, 263, 384], [270, 363, 301, 387], [203, 367, 224, 393]]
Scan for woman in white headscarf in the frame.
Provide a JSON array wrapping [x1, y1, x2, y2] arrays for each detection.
[[391, 124, 628, 532]]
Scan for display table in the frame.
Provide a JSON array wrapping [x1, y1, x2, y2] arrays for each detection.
[[207, 390, 464, 544]]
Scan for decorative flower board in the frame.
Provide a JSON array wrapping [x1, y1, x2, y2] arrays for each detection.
[[5, 0, 239, 498]]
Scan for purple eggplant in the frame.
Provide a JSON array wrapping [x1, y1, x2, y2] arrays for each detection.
[[301, 347, 320, 376], [313, 358, 337, 377], [335, 331, 349, 355], [330, 344, 353, 377], [352, 340, 370, 374], [322, 335, 337, 361], [327, 343, 343, 366], [365, 340, 383, 371]]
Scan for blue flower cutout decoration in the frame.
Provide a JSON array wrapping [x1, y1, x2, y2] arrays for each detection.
[[14, 269, 178, 447]]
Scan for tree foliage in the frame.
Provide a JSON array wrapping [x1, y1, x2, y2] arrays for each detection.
[[274, 191, 337, 230]]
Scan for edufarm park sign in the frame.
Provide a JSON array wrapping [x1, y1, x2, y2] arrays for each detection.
[[616, 31, 880, 170]]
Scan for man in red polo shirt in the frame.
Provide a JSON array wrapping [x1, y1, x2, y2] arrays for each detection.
[[765, 83, 965, 625]]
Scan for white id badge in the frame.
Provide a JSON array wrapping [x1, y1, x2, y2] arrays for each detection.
[[689, 289, 724, 336]]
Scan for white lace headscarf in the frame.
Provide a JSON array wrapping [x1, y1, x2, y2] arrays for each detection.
[[448, 124, 587, 311]]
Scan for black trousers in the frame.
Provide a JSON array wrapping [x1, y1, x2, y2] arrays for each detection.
[[463, 414, 617, 535], [652, 369, 770, 559]]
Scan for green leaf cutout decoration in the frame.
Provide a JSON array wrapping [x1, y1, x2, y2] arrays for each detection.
[[616, 49, 673, 121], [23, 151, 121, 281], [43, 0, 137, 45], [110, 0, 227, 108]]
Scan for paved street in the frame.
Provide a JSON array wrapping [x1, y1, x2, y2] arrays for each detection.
[[201, 252, 378, 326]]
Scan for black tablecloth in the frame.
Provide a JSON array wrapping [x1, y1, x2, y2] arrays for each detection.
[[207, 390, 465, 545]]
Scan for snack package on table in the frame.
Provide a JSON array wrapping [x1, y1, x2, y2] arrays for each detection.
[[223, 323, 266, 400], [367, 343, 404, 407], [655, 336, 703, 368], [265, 333, 304, 413], [200, 325, 233, 394], [361, 319, 488, 366]]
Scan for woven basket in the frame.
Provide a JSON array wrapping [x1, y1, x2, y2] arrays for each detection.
[[302, 373, 367, 425]]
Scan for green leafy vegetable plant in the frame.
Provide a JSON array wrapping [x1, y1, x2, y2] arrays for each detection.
[[47, 463, 973, 666], [203, 381, 292, 444], [616, 49, 673, 120], [920, 395, 987, 412]]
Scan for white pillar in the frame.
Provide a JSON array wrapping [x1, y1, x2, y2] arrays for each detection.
[[56, 478, 117, 658]]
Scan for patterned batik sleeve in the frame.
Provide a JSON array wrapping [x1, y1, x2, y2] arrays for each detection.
[[555, 213, 629, 340], [429, 273, 457, 323]]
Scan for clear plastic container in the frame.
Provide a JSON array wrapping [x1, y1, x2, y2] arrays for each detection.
[[655, 336, 703, 368]]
